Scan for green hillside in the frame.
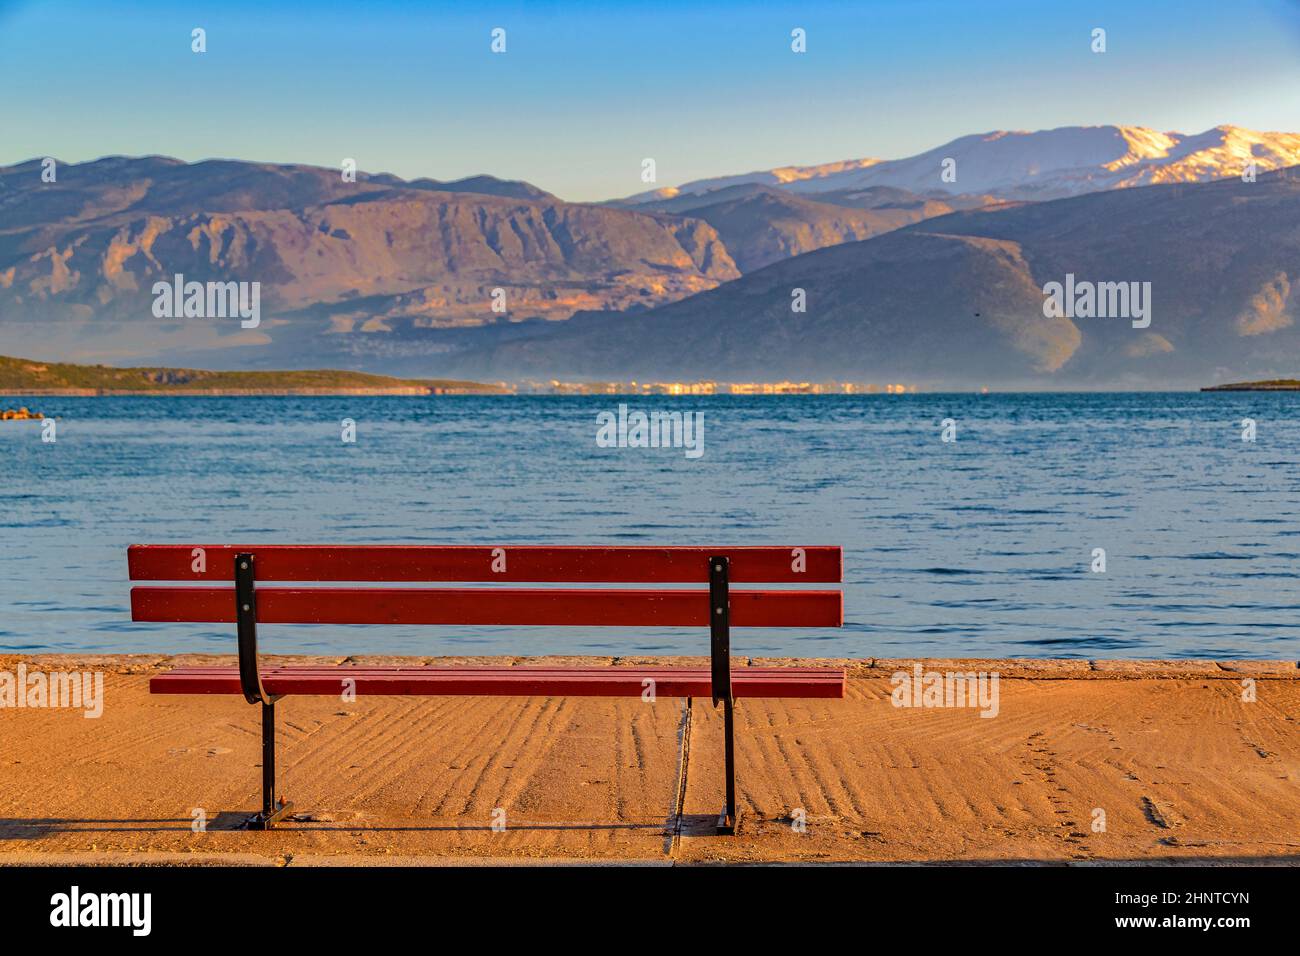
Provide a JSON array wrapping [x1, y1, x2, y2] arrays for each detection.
[[0, 355, 505, 394]]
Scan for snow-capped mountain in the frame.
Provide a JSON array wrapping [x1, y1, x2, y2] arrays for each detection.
[[620, 125, 1300, 203]]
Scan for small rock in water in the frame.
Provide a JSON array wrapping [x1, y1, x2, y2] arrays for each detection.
[[1, 407, 45, 420]]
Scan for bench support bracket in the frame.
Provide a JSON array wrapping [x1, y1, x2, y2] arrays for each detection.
[[710, 555, 738, 835], [235, 553, 293, 829], [235, 553, 273, 706]]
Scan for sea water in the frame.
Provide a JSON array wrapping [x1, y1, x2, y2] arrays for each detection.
[[1, 392, 1296, 660]]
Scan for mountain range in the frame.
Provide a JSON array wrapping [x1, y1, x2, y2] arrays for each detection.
[[0, 156, 737, 363], [3, 124, 1299, 386], [462, 167, 1300, 387], [613, 183, 996, 273], [619, 124, 1300, 203]]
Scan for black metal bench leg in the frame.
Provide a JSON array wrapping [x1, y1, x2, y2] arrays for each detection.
[[716, 696, 739, 835], [246, 698, 293, 830], [709, 555, 739, 836]]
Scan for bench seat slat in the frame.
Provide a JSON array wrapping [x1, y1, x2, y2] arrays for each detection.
[[151, 666, 842, 675], [130, 586, 843, 627], [128, 545, 842, 583], [149, 666, 846, 699]]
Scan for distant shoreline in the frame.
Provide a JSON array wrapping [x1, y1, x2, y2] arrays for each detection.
[[0, 387, 496, 396], [1201, 380, 1300, 391], [3, 387, 1267, 397]]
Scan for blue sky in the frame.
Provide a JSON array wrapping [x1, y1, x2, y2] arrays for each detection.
[[3, 0, 1299, 201]]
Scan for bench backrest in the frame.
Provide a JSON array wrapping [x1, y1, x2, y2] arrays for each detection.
[[128, 545, 843, 627]]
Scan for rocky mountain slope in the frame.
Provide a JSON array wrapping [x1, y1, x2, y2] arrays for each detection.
[[621, 183, 982, 272], [458, 168, 1300, 388], [0, 156, 737, 361]]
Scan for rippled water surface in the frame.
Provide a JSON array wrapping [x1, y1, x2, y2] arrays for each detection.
[[2, 393, 1297, 659]]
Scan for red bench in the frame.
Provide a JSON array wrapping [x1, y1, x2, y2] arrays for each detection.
[[129, 544, 845, 834]]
